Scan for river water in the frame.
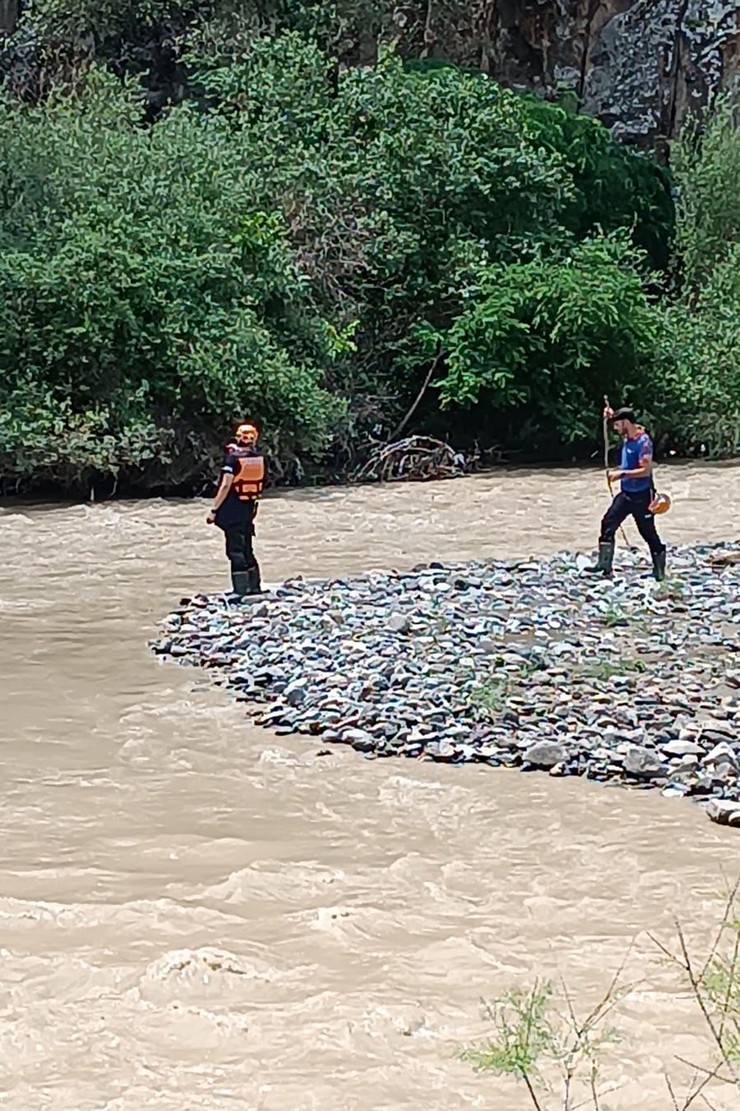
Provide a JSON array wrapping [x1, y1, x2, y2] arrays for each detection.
[[1, 464, 739, 1110]]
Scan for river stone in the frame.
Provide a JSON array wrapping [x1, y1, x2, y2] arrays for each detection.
[[661, 739, 704, 758], [425, 740, 457, 762], [672, 755, 700, 774], [705, 799, 740, 827], [662, 783, 691, 798], [622, 745, 668, 780], [343, 728, 375, 752], [523, 740, 568, 769], [702, 742, 739, 768], [284, 680, 308, 706]]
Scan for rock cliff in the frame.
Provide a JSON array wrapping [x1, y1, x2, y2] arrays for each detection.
[[492, 1, 739, 146], [1, 1, 737, 146], [407, 0, 739, 146]]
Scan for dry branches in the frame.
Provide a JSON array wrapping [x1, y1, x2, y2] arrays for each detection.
[[351, 435, 469, 484]]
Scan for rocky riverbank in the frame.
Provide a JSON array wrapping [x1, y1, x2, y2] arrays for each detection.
[[151, 542, 740, 827]]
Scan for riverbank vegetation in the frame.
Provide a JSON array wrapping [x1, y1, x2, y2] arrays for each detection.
[[0, 3, 738, 495]]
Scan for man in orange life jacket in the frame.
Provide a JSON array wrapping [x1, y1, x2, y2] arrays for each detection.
[[585, 405, 667, 581], [206, 421, 266, 597]]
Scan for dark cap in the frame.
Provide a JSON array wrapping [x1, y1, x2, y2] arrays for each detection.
[[610, 407, 637, 423]]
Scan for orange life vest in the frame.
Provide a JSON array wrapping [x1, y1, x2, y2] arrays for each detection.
[[231, 451, 265, 501]]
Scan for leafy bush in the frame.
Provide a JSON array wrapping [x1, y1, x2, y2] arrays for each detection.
[[672, 94, 740, 294], [0, 70, 341, 490], [6, 16, 728, 494], [192, 43, 673, 458], [646, 95, 740, 458], [655, 244, 740, 457], [462, 886, 740, 1109], [432, 236, 661, 446]]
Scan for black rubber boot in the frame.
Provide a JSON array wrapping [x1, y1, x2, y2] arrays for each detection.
[[247, 564, 262, 595], [230, 570, 250, 597], [583, 541, 615, 578], [651, 548, 667, 582]]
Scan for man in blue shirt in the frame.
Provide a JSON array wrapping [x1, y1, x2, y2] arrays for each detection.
[[586, 405, 667, 581]]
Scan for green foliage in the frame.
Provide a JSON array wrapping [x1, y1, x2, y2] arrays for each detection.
[[436, 236, 660, 444], [462, 982, 558, 1081], [192, 45, 672, 458], [579, 657, 647, 680], [672, 94, 740, 293], [656, 242, 740, 456], [0, 69, 341, 489], [7, 10, 738, 493], [463, 889, 740, 1108], [520, 96, 674, 268], [468, 677, 510, 718], [462, 978, 621, 1110], [650, 95, 740, 458], [24, 0, 187, 38]]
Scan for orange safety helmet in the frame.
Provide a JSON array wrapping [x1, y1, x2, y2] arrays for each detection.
[[649, 492, 671, 515], [234, 420, 259, 444]]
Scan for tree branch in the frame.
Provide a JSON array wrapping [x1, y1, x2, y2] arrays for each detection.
[[388, 342, 443, 442]]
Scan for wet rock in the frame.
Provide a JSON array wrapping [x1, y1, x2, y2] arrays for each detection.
[[523, 740, 568, 769], [424, 740, 458, 762], [622, 745, 669, 780], [661, 739, 704, 759], [343, 728, 375, 752], [662, 783, 691, 798], [706, 799, 740, 827]]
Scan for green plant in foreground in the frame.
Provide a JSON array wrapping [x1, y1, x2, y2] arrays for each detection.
[[463, 885, 740, 1109], [462, 974, 623, 1110], [650, 885, 740, 1099]]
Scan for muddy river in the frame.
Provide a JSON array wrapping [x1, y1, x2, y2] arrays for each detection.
[[1, 463, 739, 1110]]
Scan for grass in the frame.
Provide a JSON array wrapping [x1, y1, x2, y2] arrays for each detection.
[[468, 677, 511, 717], [653, 578, 691, 604], [466, 652, 648, 720], [466, 655, 550, 718], [598, 601, 633, 628]]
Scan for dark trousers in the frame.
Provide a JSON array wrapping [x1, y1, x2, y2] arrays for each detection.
[[220, 515, 259, 575], [600, 489, 665, 554]]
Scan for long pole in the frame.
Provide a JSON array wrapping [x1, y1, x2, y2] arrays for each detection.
[[603, 394, 632, 550]]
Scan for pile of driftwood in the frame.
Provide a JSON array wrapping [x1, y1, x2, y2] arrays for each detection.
[[352, 436, 468, 484]]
